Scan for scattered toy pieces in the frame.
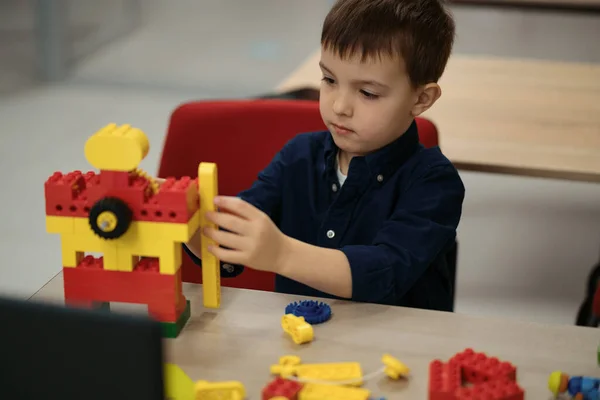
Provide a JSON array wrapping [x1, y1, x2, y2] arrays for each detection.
[[282, 314, 314, 344], [285, 300, 331, 324]]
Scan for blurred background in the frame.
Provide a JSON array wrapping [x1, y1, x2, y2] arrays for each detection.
[[0, 0, 599, 326]]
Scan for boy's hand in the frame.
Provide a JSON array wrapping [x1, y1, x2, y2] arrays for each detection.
[[202, 196, 289, 273]]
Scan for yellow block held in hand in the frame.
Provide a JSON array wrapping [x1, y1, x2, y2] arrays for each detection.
[[199, 162, 221, 309]]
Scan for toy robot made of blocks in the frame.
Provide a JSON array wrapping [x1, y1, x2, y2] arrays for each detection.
[[44, 123, 221, 338]]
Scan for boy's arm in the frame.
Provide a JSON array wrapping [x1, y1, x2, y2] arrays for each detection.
[[278, 164, 465, 302], [183, 142, 290, 271]]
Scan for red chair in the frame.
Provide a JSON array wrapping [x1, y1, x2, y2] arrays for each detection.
[[158, 99, 441, 292]]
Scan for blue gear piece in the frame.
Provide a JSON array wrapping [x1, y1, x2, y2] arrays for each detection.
[[285, 300, 332, 324]]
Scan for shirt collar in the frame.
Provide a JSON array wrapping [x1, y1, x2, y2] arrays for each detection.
[[323, 119, 420, 179]]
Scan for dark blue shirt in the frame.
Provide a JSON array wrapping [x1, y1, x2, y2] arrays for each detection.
[[185, 120, 465, 311]]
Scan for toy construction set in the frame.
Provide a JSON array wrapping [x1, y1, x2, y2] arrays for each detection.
[[42, 124, 599, 399]]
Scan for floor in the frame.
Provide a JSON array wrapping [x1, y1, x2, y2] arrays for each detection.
[[0, 1, 599, 326]]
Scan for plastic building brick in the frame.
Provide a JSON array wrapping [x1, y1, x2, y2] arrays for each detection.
[[194, 380, 246, 400], [381, 354, 410, 379], [199, 162, 221, 309], [164, 363, 195, 400], [44, 123, 223, 338], [271, 355, 363, 387], [548, 370, 600, 400], [298, 383, 371, 400], [163, 364, 245, 400], [262, 377, 304, 400], [429, 349, 524, 400], [284, 300, 331, 324], [282, 314, 314, 345]]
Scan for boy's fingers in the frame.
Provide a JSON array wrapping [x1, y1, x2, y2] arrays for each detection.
[[207, 244, 245, 265], [203, 227, 247, 252], [205, 211, 250, 236], [213, 196, 257, 219]]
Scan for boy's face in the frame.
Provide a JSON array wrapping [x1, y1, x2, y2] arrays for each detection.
[[319, 46, 435, 157]]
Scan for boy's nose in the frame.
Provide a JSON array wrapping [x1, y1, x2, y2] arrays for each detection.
[[333, 95, 353, 117]]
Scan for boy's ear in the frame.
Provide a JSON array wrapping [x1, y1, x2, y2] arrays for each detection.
[[410, 83, 442, 117]]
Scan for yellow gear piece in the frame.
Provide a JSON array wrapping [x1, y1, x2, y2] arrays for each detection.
[[84, 123, 150, 171]]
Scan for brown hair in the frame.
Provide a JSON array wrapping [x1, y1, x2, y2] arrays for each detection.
[[321, 0, 455, 87]]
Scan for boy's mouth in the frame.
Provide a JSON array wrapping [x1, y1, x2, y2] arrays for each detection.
[[331, 123, 354, 135]]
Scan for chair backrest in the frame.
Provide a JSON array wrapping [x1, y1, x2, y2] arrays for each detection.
[[158, 99, 439, 291]]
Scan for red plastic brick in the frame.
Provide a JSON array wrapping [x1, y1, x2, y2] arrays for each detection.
[[45, 170, 199, 223], [454, 379, 524, 400], [450, 348, 516, 383], [261, 377, 303, 400], [63, 256, 187, 322], [429, 360, 461, 400], [429, 349, 524, 400]]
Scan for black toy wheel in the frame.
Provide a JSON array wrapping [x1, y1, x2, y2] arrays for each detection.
[[88, 197, 133, 239]]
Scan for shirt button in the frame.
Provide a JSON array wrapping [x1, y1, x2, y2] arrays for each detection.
[[331, 183, 338, 192], [223, 263, 235, 273], [377, 174, 384, 182], [326, 230, 335, 239]]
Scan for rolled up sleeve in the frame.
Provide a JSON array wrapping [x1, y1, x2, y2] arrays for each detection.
[[340, 164, 465, 303]]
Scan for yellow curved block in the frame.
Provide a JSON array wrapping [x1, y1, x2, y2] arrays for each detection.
[[194, 380, 246, 400], [84, 123, 150, 171]]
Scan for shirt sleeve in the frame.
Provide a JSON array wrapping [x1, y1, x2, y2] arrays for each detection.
[[339, 164, 465, 303], [183, 139, 291, 274]]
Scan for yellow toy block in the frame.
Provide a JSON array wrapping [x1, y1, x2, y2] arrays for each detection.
[[84, 123, 149, 171], [194, 380, 246, 400], [164, 363, 195, 400], [271, 356, 363, 387], [59, 215, 198, 273], [45, 216, 75, 234], [299, 383, 371, 400], [382, 354, 410, 379], [282, 314, 314, 344], [198, 162, 221, 309]]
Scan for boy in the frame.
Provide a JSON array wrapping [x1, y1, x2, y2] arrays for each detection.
[[184, 0, 465, 311]]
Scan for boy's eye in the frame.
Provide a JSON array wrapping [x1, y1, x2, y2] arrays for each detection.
[[321, 76, 335, 85], [360, 90, 379, 99]]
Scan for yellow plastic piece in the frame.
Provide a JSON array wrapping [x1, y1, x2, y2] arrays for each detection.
[[299, 383, 370, 400], [382, 354, 410, 379], [135, 168, 159, 194], [164, 363, 195, 400], [271, 357, 363, 386], [45, 215, 75, 234], [56, 213, 198, 273], [282, 314, 314, 344], [548, 370, 564, 395], [96, 211, 118, 232], [84, 123, 150, 171], [194, 380, 246, 400], [199, 162, 221, 308]]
